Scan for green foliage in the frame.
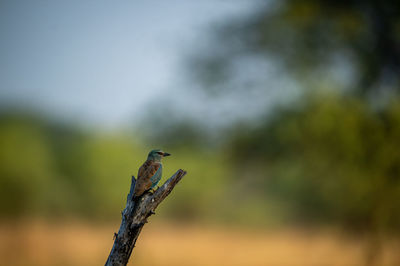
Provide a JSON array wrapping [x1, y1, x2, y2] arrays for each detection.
[[3, 94, 400, 234], [0, 116, 55, 216], [183, 0, 400, 236], [0, 112, 232, 222], [230, 93, 400, 233]]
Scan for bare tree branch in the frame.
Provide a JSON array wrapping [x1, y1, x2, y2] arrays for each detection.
[[105, 169, 187, 266]]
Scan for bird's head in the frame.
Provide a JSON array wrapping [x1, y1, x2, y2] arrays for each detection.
[[147, 149, 171, 162]]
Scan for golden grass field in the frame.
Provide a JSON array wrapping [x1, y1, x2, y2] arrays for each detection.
[[0, 220, 399, 266]]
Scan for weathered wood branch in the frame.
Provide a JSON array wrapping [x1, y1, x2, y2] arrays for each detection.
[[105, 169, 187, 266]]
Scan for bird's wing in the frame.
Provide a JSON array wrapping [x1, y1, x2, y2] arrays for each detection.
[[143, 162, 160, 183], [150, 164, 162, 186], [134, 161, 160, 196], [137, 160, 152, 178]]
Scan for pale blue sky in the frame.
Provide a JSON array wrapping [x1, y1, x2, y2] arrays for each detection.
[[0, 1, 254, 127]]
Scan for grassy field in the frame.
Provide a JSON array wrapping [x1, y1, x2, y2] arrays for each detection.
[[0, 220, 399, 266]]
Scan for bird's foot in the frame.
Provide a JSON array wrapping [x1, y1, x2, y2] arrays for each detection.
[[145, 188, 154, 195], [151, 186, 161, 193]]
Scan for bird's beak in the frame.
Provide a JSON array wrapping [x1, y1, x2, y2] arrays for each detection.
[[163, 152, 171, 157]]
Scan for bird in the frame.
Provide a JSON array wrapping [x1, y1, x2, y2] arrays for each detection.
[[133, 149, 171, 197]]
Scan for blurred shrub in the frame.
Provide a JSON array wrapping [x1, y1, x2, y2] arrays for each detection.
[[0, 114, 55, 216], [0, 113, 140, 219], [230, 92, 400, 234], [0, 112, 233, 222]]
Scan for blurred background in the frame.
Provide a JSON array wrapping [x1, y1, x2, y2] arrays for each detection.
[[1, 1, 400, 265]]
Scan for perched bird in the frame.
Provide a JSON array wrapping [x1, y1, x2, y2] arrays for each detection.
[[133, 149, 171, 197]]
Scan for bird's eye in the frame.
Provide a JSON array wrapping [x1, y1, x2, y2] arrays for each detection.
[[157, 152, 163, 155]]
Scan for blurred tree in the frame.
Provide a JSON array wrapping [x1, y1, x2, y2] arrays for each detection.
[[190, 0, 400, 98], [186, 2, 400, 264], [229, 93, 400, 265]]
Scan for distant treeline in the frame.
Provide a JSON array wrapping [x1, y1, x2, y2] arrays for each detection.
[[0, 111, 229, 222], [1, 93, 400, 236]]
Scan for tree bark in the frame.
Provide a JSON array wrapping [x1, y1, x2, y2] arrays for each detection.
[[105, 169, 187, 266]]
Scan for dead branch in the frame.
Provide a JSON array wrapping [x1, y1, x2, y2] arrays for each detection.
[[105, 169, 187, 266]]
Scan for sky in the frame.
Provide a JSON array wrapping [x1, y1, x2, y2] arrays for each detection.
[[0, 1, 255, 128]]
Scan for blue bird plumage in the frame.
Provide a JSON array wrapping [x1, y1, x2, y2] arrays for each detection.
[[150, 164, 162, 189], [133, 149, 171, 197]]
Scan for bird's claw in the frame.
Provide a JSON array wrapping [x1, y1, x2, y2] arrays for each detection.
[[150, 186, 160, 193], [145, 186, 160, 195]]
